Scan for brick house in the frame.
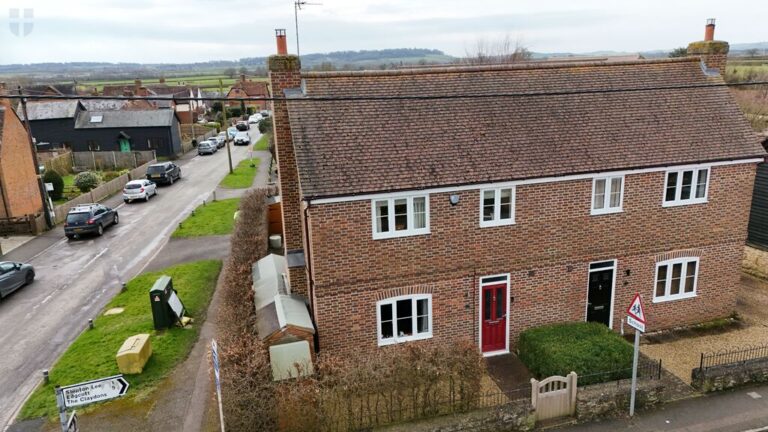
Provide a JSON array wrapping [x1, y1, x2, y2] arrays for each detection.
[[226, 75, 269, 111], [0, 85, 43, 219], [266, 24, 766, 358]]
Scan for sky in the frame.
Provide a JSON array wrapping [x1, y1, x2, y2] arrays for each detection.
[[0, 0, 766, 64]]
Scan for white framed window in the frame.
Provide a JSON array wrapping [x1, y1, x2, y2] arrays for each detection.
[[372, 195, 429, 239], [663, 168, 709, 207], [591, 176, 624, 215], [479, 187, 515, 227], [653, 257, 699, 303], [376, 294, 432, 346]]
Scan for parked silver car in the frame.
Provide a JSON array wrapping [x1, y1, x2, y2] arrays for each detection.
[[234, 131, 251, 146], [0, 261, 34, 298]]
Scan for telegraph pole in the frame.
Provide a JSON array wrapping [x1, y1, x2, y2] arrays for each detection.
[[219, 79, 233, 174], [18, 87, 53, 229]]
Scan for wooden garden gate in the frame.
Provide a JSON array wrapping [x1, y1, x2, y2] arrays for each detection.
[[530, 372, 577, 421]]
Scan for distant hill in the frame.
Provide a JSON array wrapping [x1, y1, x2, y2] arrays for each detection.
[[0, 48, 455, 81]]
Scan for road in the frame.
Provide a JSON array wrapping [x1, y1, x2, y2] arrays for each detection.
[[0, 129, 258, 430]]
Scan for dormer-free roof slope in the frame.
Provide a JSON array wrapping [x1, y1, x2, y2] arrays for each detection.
[[286, 58, 765, 199]]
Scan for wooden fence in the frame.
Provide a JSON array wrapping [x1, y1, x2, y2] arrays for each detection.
[[53, 159, 156, 224], [0, 214, 46, 236], [42, 150, 74, 175], [72, 151, 156, 171]]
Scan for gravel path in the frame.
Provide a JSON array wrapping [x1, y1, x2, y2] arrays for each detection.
[[641, 273, 768, 384]]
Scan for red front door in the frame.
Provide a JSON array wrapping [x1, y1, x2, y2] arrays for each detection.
[[481, 283, 507, 353]]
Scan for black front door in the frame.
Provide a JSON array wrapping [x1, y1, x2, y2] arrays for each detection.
[[587, 262, 614, 327]]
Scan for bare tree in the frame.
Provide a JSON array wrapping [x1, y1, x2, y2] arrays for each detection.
[[745, 48, 760, 58], [462, 34, 532, 65]]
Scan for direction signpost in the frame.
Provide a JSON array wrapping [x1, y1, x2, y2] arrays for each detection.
[[54, 375, 129, 432], [626, 293, 647, 417], [211, 339, 225, 432]]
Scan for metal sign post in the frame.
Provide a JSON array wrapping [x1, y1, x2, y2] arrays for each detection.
[[55, 386, 68, 432], [212, 339, 225, 432], [626, 293, 647, 417]]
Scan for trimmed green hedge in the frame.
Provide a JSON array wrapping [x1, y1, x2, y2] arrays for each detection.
[[518, 322, 633, 384]]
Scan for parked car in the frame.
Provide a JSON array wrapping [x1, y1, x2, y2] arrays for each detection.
[[215, 132, 227, 148], [64, 203, 119, 239], [206, 137, 222, 148], [146, 162, 181, 185], [226, 127, 238, 139], [234, 131, 251, 146], [0, 261, 35, 298], [260, 110, 271, 117], [235, 121, 250, 131], [122, 179, 157, 203], [198, 141, 217, 155], [248, 114, 262, 124]]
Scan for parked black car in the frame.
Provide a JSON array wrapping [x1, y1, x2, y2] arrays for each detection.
[[146, 162, 182, 185], [0, 261, 35, 298], [64, 203, 119, 239], [235, 121, 249, 131]]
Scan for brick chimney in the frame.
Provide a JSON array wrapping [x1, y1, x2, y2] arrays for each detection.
[[240, 73, 246, 83], [134, 79, 142, 93], [268, 28, 308, 298], [687, 18, 729, 73]]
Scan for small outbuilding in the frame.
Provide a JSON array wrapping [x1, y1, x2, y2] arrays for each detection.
[[252, 254, 315, 381]]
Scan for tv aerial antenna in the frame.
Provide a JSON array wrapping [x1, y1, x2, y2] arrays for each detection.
[[294, 1, 322, 59]]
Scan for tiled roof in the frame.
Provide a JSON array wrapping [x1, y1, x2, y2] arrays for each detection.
[[74, 110, 175, 129], [19, 100, 83, 120], [286, 58, 766, 199], [228, 80, 268, 97]]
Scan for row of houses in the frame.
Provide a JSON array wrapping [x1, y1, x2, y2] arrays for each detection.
[[258, 21, 768, 370]]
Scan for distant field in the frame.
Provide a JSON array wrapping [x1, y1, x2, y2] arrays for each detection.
[[726, 63, 768, 81], [76, 74, 269, 91]]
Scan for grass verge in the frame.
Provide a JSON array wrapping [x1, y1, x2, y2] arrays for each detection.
[[253, 133, 270, 151], [20, 260, 222, 419], [219, 159, 259, 189], [172, 198, 240, 238]]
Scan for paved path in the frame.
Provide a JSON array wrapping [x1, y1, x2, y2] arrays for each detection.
[[559, 384, 768, 432], [0, 144, 251, 431]]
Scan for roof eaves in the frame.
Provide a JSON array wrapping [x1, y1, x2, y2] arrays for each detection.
[[300, 155, 767, 202]]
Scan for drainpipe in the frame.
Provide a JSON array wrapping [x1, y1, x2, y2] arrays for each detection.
[[303, 200, 319, 352]]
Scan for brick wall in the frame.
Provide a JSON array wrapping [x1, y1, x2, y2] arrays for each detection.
[[268, 55, 309, 298], [0, 105, 43, 218], [307, 164, 756, 354]]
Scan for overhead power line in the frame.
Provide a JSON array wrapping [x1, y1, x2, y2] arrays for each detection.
[[3, 80, 768, 102]]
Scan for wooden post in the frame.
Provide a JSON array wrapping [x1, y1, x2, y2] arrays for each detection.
[[530, 378, 538, 409], [568, 372, 578, 415]]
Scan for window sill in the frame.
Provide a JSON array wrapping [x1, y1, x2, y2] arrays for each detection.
[[378, 332, 433, 346], [652, 293, 697, 303], [479, 219, 516, 228], [373, 229, 430, 240], [662, 199, 708, 208], [590, 208, 623, 216]]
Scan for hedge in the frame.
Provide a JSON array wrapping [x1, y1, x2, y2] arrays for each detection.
[[518, 322, 633, 384]]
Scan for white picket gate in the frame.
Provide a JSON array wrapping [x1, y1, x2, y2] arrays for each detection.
[[530, 371, 577, 421]]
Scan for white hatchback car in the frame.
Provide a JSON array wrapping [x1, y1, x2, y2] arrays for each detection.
[[122, 179, 158, 203]]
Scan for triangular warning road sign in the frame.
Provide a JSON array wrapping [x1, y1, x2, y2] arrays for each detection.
[[626, 293, 646, 324]]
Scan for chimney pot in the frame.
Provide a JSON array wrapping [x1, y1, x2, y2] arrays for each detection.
[[705, 18, 716, 41], [275, 28, 288, 55]]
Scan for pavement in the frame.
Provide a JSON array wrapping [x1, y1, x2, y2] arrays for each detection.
[[0, 127, 260, 431], [0, 236, 35, 256], [559, 384, 768, 432]]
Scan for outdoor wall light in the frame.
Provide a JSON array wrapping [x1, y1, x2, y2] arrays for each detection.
[[449, 194, 460, 206]]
